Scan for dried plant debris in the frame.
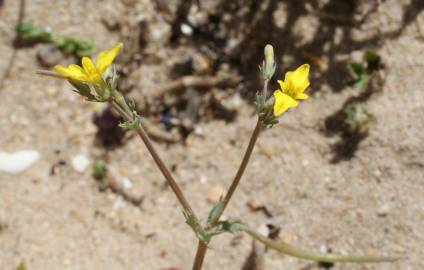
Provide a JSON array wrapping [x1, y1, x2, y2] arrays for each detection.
[[94, 162, 143, 206], [100, 176, 144, 206], [246, 201, 273, 218]]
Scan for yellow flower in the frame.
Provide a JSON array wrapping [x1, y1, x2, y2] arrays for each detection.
[[54, 43, 123, 85], [273, 64, 310, 116]]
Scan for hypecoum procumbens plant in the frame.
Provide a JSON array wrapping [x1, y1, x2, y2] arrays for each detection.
[[39, 43, 399, 269]]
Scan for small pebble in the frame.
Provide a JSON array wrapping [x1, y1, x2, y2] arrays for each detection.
[[71, 154, 90, 173], [0, 150, 40, 174], [46, 86, 58, 97], [180, 23, 193, 36], [207, 185, 225, 203], [199, 175, 208, 184], [257, 224, 270, 236], [194, 126, 204, 136], [37, 45, 63, 67], [122, 177, 133, 189], [377, 204, 390, 217], [63, 259, 71, 267]]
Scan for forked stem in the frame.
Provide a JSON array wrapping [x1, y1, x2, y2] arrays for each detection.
[[192, 80, 268, 270]]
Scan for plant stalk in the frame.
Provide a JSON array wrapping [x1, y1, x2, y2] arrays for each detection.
[[191, 79, 268, 270], [192, 241, 209, 270], [211, 79, 268, 225], [110, 100, 196, 216]]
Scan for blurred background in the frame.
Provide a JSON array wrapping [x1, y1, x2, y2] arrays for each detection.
[[0, 0, 423, 269]]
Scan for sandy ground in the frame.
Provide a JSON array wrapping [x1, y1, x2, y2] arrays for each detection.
[[0, 0, 423, 269]]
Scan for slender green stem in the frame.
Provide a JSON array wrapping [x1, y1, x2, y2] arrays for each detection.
[[218, 118, 261, 216], [246, 229, 400, 263], [109, 100, 196, 217], [191, 80, 268, 270], [211, 79, 269, 225]]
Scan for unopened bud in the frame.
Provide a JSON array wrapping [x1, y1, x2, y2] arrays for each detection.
[[261, 44, 276, 80], [264, 44, 274, 65]]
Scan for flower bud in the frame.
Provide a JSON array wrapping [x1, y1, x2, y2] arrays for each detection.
[[264, 44, 274, 65], [261, 44, 276, 80]]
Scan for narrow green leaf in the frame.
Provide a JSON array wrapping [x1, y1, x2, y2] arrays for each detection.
[[349, 62, 365, 77], [207, 200, 224, 226]]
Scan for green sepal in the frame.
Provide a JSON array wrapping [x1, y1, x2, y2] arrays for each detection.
[[119, 113, 140, 130], [255, 93, 263, 113], [68, 79, 97, 101]]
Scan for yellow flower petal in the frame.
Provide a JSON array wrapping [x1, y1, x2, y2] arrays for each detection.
[[82, 57, 97, 76], [82, 57, 102, 84], [277, 80, 288, 92], [295, 92, 309, 100], [54, 64, 88, 81], [287, 64, 310, 93], [273, 90, 299, 116], [96, 43, 123, 75]]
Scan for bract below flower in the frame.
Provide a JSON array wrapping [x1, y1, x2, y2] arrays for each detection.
[[273, 64, 310, 116]]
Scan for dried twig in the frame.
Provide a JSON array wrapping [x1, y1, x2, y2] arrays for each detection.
[[142, 118, 181, 143], [101, 177, 144, 206], [110, 106, 181, 143]]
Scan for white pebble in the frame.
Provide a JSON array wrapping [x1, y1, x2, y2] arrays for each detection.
[[71, 155, 90, 173], [377, 204, 391, 217], [180, 23, 193, 36], [0, 150, 40, 174], [122, 177, 133, 189]]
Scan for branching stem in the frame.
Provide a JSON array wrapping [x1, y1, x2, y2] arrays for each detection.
[[192, 79, 268, 270]]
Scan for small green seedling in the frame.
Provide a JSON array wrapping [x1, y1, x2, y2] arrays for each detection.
[[92, 159, 108, 181], [344, 103, 376, 134], [16, 23, 94, 57], [348, 50, 382, 91], [15, 261, 27, 270]]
